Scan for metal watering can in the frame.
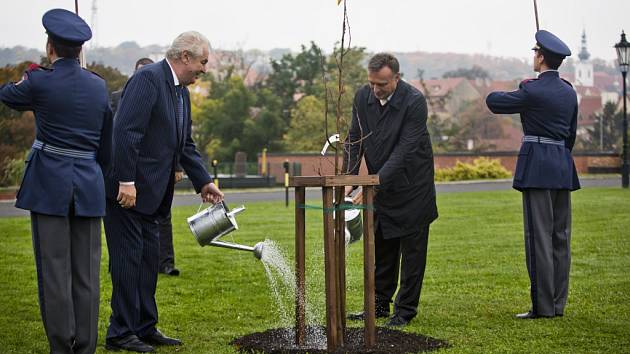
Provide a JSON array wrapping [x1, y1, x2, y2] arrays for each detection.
[[339, 197, 363, 245], [187, 201, 264, 259]]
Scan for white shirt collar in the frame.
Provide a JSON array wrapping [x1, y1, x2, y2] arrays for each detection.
[[165, 59, 180, 86], [379, 92, 394, 106]]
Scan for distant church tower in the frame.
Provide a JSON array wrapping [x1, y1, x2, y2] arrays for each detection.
[[574, 29, 593, 87]]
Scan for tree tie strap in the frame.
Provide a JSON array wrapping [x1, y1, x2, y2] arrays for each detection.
[[296, 203, 374, 213]]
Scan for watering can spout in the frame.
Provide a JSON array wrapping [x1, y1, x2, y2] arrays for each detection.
[[207, 240, 264, 259], [253, 242, 264, 260], [208, 240, 264, 259]]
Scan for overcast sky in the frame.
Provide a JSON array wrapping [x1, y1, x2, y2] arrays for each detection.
[[1, 0, 627, 61]]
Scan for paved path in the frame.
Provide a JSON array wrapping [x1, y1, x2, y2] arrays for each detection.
[[0, 177, 621, 218]]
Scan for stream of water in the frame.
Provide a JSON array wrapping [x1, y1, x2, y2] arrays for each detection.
[[259, 239, 326, 348]]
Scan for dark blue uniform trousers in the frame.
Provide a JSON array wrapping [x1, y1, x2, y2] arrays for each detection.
[[104, 199, 160, 339], [522, 189, 571, 317], [31, 212, 101, 354]]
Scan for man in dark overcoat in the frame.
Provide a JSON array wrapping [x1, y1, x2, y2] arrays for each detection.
[[344, 53, 438, 327], [0, 9, 112, 354], [486, 30, 580, 319]]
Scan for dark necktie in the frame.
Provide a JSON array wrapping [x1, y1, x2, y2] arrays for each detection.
[[175, 85, 184, 143]]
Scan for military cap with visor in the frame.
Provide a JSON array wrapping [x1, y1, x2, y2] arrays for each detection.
[[42, 8, 92, 46], [532, 30, 572, 58]]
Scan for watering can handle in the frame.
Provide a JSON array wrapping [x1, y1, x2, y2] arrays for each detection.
[[196, 200, 225, 213]]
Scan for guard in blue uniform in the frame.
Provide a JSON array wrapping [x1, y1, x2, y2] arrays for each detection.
[[486, 30, 579, 319], [0, 9, 112, 353]]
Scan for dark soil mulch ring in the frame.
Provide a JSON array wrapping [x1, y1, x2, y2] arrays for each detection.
[[231, 326, 449, 353]]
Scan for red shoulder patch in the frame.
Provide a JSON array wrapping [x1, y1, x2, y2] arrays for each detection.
[[26, 63, 50, 72]]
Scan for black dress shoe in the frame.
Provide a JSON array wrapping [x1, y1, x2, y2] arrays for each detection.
[[515, 310, 538, 319], [105, 335, 155, 352], [347, 310, 389, 321], [159, 265, 180, 276], [515, 310, 554, 319], [139, 329, 182, 346], [385, 315, 410, 327]]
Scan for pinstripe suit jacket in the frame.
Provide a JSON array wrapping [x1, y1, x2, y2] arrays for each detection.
[[106, 59, 211, 215]]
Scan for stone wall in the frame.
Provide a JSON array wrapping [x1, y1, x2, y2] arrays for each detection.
[[258, 151, 620, 184]]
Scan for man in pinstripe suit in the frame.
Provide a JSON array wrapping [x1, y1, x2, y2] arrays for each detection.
[[104, 31, 223, 352]]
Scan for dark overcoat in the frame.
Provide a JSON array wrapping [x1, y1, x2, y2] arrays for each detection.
[[345, 80, 438, 239], [0, 58, 112, 216], [486, 71, 580, 191]]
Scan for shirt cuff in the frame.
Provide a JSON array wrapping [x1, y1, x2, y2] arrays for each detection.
[[119, 181, 135, 186]]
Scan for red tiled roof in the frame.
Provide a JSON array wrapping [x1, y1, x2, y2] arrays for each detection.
[[408, 78, 466, 97], [594, 72, 621, 92], [562, 72, 575, 83], [575, 85, 601, 97], [470, 79, 518, 97], [578, 96, 603, 125]]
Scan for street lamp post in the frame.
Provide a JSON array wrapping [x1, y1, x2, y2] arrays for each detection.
[[615, 31, 630, 188]]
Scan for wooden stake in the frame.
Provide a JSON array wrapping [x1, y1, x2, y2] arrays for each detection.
[[322, 187, 339, 350], [362, 186, 376, 347], [294, 187, 306, 346], [334, 186, 346, 343]]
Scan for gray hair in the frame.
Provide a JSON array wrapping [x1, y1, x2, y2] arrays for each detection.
[[166, 31, 210, 60]]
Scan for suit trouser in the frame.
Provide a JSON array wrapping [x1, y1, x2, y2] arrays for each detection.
[[522, 189, 571, 316], [103, 199, 160, 339], [158, 212, 175, 269], [31, 212, 101, 354], [374, 222, 430, 320]]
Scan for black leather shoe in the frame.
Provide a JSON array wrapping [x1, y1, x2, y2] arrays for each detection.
[[159, 265, 180, 276], [139, 329, 182, 346], [515, 310, 554, 319], [515, 310, 538, 319], [385, 315, 410, 327], [105, 335, 155, 352], [347, 310, 389, 321]]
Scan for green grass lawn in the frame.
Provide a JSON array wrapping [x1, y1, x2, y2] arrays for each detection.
[[0, 188, 628, 353]]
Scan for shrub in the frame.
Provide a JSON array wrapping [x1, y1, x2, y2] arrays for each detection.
[[435, 157, 511, 182], [0, 152, 27, 187]]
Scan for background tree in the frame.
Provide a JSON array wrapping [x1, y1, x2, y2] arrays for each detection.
[[449, 99, 504, 151], [442, 65, 491, 80], [86, 62, 128, 94], [283, 95, 333, 152], [195, 75, 255, 161], [241, 88, 286, 155], [0, 62, 36, 186], [584, 101, 623, 151], [266, 42, 324, 125]]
